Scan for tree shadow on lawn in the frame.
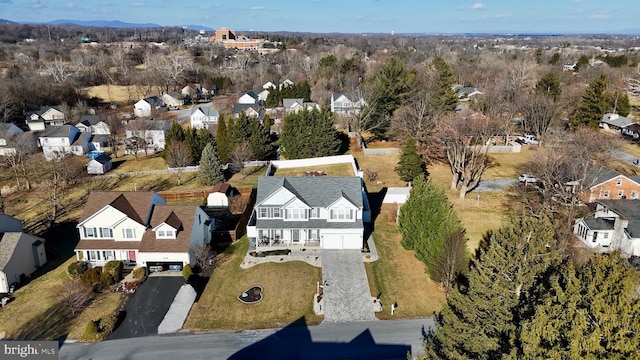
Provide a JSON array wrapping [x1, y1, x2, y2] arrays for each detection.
[[11, 301, 71, 345], [229, 317, 411, 360]]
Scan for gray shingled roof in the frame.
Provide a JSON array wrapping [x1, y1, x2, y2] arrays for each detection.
[[40, 125, 76, 138], [256, 176, 363, 208], [584, 166, 621, 188], [583, 217, 614, 230], [601, 113, 634, 128], [190, 105, 219, 117], [80, 115, 103, 126], [596, 199, 640, 219], [283, 98, 303, 108]]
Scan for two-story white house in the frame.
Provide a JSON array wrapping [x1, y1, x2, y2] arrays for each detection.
[[74, 191, 212, 270], [77, 114, 111, 135], [133, 96, 164, 118], [330, 93, 367, 115], [189, 104, 220, 129], [0, 214, 47, 294], [25, 106, 66, 131], [247, 176, 368, 251], [38, 124, 88, 161], [124, 120, 170, 154], [573, 199, 640, 256]]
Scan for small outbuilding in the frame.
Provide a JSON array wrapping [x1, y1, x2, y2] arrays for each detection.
[[87, 154, 113, 175], [207, 183, 234, 208], [0, 232, 47, 294]]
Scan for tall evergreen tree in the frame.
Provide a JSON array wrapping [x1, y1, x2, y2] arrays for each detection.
[[163, 121, 186, 160], [216, 116, 233, 164], [609, 91, 631, 117], [395, 137, 426, 183], [424, 215, 565, 359], [429, 56, 459, 113], [184, 127, 199, 164], [570, 73, 609, 128], [247, 116, 273, 160], [519, 255, 640, 359], [534, 72, 562, 101], [369, 56, 415, 137], [280, 108, 340, 159], [397, 178, 464, 284], [198, 142, 225, 186]]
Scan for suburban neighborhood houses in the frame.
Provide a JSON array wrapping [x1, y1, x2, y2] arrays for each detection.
[[1, 14, 640, 360]]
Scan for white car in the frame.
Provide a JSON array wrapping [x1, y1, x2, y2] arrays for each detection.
[[518, 174, 540, 184]]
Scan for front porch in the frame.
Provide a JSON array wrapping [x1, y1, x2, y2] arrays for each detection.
[[250, 236, 320, 251]]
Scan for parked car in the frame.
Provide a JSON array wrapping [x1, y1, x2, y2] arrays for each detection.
[[514, 135, 539, 145], [518, 174, 540, 184]]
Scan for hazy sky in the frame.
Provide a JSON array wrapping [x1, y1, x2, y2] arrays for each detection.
[[1, 0, 638, 34]]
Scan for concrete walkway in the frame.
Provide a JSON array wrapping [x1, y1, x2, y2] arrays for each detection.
[[321, 250, 377, 323]]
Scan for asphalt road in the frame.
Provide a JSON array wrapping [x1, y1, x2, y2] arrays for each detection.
[[60, 318, 434, 360], [108, 276, 184, 340]]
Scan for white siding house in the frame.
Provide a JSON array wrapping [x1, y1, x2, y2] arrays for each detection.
[[189, 104, 219, 129], [38, 125, 85, 161], [247, 176, 367, 251], [0, 215, 46, 294], [74, 192, 212, 270], [134, 97, 164, 117]]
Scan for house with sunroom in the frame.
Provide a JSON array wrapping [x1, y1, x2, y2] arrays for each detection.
[[573, 199, 640, 256], [74, 191, 212, 271], [247, 176, 368, 251]]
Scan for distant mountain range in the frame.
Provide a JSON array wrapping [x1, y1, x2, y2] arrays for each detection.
[[0, 19, 213, 31]]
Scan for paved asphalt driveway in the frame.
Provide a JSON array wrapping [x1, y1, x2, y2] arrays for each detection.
[[109, 275, 185, 339], [321, 250, 377, 322]]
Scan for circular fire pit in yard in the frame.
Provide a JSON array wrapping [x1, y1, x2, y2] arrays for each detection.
[[238, 286, 263, 304]]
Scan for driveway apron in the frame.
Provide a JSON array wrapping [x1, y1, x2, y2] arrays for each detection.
[[109, 275, 184, 339], [321, 250, 377, 322]]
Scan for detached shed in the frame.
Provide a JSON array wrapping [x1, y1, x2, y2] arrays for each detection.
[[207, 183, 234, 208], [0, 232, 47, 293], [87, 154, 113, 175], [382, 187, 411, 205]]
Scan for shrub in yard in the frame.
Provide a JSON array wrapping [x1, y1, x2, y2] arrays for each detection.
[[103, 261, 124, 282], [132, 267, 146, 279], [80, 320, 99, 342], [67, 261, 89, 279], [80, 267, 102, 287], [100, 271, 116, 289], [182, 264, 192, 280], [99, 311, 121, 335]]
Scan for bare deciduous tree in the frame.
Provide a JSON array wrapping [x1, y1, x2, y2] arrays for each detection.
[[62, 281, 94, 317], [431, 229, 468, 296], [191, 243, 214, 270], [519, 94, 558, 145], [439, 112, 502, 199], [165, 140, 193, 185], [391, 93, 439, 160], [229, 141, 254, 179]]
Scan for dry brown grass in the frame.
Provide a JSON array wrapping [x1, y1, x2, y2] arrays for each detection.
[[483, 147, 534, 179], [184, 239, 323, 330], [68, 292, 121, 340], [111, 153, 168, 173], [353, 153, 405, 193], [84, 85, 159, 104], [366, 208, 447, 319], [0, 258, 74, 340], [428, 163, 509, 250], [622, 142, 640, 159], [273, 163, 354, 177]]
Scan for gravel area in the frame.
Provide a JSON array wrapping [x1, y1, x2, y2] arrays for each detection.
[[158, 284, 197, 334]]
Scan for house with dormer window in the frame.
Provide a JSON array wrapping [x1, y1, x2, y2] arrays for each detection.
[[74, 191, 212, 271], [247, 176, 368, 250], [25, 106, 66, 131], [330, 93, 367, 115]]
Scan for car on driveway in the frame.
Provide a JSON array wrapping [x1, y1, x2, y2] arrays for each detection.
[[518, 174, 540, 184]]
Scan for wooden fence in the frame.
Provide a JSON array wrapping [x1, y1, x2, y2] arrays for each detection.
[[212, 187, 256, 244], [157, 189, 209, 202]]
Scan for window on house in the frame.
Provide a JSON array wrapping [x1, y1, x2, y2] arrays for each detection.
[[603, 233, 609, 239], [308, 229, 319, 240], [330, 208, 354, 220], [273, 208, 281, 218], [102, 251, 115, 260], [166, 230, 174, 237], [310, 208, 320, 218], [99, 227, 113, 238], [604, 190, 610, 197], [123, 228, 135, 239], [85, 227, 96, 238], [632, 190, 638, 199], [286, 208, 307, 220], [259, 208, 268, 218], [618, 190, 625, 197], [158, 230, 165, 237], [87, 250, 101, 260], [616, 179, 623, 186]]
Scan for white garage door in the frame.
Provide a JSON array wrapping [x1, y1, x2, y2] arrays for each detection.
[[323, 234, 343, 249]]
